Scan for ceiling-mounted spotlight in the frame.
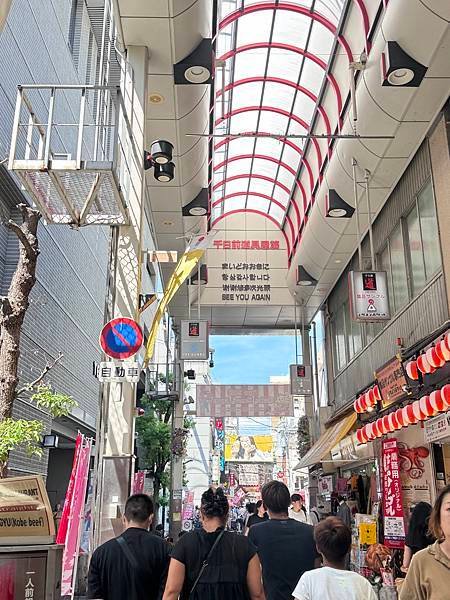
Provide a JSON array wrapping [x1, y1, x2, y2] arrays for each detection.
[[190, 264, 208, 285], [154, 162, 175, 183], [144, 140, 175, 182], [297, 266, 317, 287], [381, 42, 427, 87], [150, 140, 173, 164], [326, 189, 355, 218], [174, 39, 213, 85], [182, 189, 209, 217]]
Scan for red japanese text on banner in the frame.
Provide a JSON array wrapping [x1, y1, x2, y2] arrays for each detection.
[[382, 438, 406, 549]]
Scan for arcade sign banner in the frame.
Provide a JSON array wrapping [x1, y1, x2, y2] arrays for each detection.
[[382, 438, 405, 549], [196, 384, 294, 417], [348, 271, 390, 322]]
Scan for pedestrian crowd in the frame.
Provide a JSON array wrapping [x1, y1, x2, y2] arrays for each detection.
[[87, 482, 450, 600]]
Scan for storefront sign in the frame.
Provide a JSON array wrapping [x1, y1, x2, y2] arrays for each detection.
[[425, 413, 450, 443], [96, 361, 140, 383], [213, 239, 280, 250], [290, 364, 313, 396], [382, 438, 405, 549], [318, 475, 333, 495], [180, 320, 209, 360], [376, 356, 408, 407], [348, 271, 390, 322], [197, 384, 293, 417], [396, 424, 433, 509], [132, 471, 145, 494], [0, 476, 55, 543], [359, 522, 377, 545]]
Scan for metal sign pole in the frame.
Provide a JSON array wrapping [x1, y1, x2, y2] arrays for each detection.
[[352, 157, 363, 271], [365, 169, 375, 270]]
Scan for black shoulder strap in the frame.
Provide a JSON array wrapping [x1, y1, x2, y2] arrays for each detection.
[[116, 536, 139, 570], [189, 529, 225, 597]]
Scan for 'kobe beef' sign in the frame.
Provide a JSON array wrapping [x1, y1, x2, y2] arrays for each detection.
[[375, 356, 408, 407]]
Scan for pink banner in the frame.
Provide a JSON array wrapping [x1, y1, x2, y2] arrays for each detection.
[[56, 433, 82, 544], [132, 471, 145, 494], [382, 438, 406, 549], [61, 441, 91, 597]]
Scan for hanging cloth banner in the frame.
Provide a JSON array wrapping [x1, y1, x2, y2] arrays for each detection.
[[144, 231, 216, 365], [56, 432, 83, 544], [61, 437, 92, 597], [382, 438, 406, 549]]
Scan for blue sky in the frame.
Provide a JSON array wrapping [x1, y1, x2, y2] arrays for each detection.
[[211, 335, 297, 385]]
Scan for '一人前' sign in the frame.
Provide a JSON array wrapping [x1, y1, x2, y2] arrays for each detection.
[[0, 475, 55, 543]]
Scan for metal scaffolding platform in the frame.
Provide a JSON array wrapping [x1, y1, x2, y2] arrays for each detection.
[[8, 84, 131, 226]]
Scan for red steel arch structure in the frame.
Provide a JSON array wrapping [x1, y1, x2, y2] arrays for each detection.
[[211, 0, 372, 258]]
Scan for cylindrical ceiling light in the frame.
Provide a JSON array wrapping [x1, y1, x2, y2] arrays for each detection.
[[150, 140, 174, 164], [154, 162, 175, 183]]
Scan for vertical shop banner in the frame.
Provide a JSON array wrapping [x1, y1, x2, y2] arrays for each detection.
[[382, 438, 405, 549], [56, 433, 82, 544], [61, 439, 92, 597], [132, 471, 145, 494]]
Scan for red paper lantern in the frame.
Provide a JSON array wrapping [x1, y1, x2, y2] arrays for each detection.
[[445, 332, 450, 352], [441, 384, 450, 408], [429, 389, 446, 413], [405, 404, 418, 424], [382, 415, 391, 434], [405, 360, 419, 380], [356, 428, 368, 444], [354, 398, 361, 413], [412, 400, 427, 421], [368, 388, 376, 407], [419, 395, 435, 418], [373, 385, 382, 401], [395, 408, 405, 428], [417, 354, 434, 375], [388, 412, 399, 431], [436, 340, 450, 362], [426, 346, 445, 369], [371, 420, 381, 437], [366, 423, 376, 440]]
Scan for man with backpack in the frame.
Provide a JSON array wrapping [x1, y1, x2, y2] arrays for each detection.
[[88, 494, 170, 600]]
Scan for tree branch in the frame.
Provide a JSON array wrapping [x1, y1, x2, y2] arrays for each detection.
[[6, 220, 34, 258], [16, 352, 63, 396]]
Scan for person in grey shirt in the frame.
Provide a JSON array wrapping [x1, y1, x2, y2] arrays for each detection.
[[336, 496, 351, 528]]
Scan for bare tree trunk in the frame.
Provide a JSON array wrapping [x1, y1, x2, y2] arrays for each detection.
[[0, 204, 40, 422]]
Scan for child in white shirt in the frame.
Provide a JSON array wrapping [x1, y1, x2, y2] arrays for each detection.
[[292, 516, 378, 600]]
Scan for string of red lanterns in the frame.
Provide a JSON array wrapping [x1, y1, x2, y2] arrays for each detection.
[[354, 384, 382, 414], [405, 331, 450, 380], [355, 383, 450, 445]]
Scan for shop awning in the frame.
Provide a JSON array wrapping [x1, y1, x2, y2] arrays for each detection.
[[294, 412, 357, 469]]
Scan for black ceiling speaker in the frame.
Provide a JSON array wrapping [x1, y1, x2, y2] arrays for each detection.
[[154, 162, 175, 183], [326, 189, 355, 218], [174, 39, 213, 85], [381, 41, 427, 87], [190, 264, 208, 285], [297, 265, 317, 287], [182, 189, 209, 217]]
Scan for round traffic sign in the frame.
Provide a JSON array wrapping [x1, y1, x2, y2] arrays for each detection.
[[100, 317, 143, 359]]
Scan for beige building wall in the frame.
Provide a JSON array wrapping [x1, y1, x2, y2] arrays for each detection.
[[429, 112, 450, 317]]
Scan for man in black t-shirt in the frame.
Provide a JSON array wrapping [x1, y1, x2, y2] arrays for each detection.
[[245, 500, 269, 535], [88, 494, 170, 600], [248, 481, 320, 600]]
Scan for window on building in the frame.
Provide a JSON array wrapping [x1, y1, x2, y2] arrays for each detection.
[[332, 304, 347, 374], [418, 182, 441, 280], [406, 181, 441, 297]]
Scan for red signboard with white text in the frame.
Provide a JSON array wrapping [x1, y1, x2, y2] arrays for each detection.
[[382, 438, 405, 549]]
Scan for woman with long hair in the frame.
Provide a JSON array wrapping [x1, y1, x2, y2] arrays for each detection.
[[163, 487, 265, 600], [401, 501, 434, 572], [400, 485, 450, 599]]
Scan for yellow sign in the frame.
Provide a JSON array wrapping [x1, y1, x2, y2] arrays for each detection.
[[359, 522, 377, 545], [225, 434, 273, 463], [0, 475, 55, 543]]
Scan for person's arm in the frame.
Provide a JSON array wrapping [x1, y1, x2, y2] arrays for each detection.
[[87, 551, 104, 600], [162, 558, 185, 600], [401, 545, 413, 571], [246, 554, 266, 600]]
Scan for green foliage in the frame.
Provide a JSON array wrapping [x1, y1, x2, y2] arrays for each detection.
[[158, 494, 170, 508], [0, 419, 44, 467], [31, 384, 77, 417], [297, 415, 312, 458], [135, 394, 172, 475]]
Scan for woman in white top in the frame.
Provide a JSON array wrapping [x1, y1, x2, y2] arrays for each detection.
[[289, 493, 308, 523], [292, 517, 377, 600]]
